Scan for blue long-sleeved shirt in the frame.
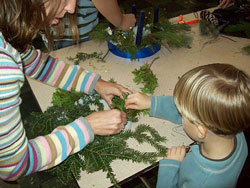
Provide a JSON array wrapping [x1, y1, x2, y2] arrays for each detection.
[[149, 96, 248, 188]]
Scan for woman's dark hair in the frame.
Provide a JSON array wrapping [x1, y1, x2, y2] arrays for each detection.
[[0, 0, 59, 51]]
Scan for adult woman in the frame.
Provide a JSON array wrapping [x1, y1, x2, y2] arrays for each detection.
[[0, 0, 129, 181]]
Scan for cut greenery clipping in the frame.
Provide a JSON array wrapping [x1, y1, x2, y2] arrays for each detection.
[[90, 8, 192, 60], [67, 51, 105, 65], [28, 89, 167, 187], [112, 93, 149, 122], [132, 58, 159, 94]]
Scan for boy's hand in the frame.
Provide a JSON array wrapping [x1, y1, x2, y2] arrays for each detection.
[[94, 78, 132, 107], [125, 92, 151, 110], [164, 146, 186, 162]]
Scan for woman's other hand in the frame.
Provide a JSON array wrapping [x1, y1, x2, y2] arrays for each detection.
[[86, 109, 127, 135]]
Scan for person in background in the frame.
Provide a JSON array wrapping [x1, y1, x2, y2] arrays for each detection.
[[125, 63, 250, 188], [218, 0, 235, 8], [52, 0, 136, 49], [0, 0, 131, 182]]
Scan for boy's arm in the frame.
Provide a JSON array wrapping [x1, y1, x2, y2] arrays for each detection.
[[156, 159, 180, 188], [21, 46, 100, 95], [150, 96, 182, 124], [157, 145, 185, 188]]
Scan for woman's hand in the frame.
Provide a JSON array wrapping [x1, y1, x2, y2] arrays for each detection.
[[125, 92, 151, 110], [85, 109, 127, 135], [94, 78, 132, 106], [119, 14, 136, 31], [164, 146, 186, 162]]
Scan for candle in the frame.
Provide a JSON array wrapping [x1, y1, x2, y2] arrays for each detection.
[[154, 6, 159, 24], [132, 4, 136, 17], [136, 11, 145, 46], [109, 22, 115, 29]]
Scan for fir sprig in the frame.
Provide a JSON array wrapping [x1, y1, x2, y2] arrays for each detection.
[[112, 94, 149, 122], [28, 89, 167, 187], [67, 51, 105, 65], [132, 61, 158, 94]]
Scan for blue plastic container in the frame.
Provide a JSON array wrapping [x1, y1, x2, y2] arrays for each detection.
[[108, 41, 161, 59]]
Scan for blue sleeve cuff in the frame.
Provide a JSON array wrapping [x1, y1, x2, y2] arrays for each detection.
[[150, 96, 182, 124]]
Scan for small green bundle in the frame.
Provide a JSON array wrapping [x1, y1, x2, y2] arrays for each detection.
[[67, 52, 105, 65], [132, 63, 158, 94], [112, 94, 149, 122]]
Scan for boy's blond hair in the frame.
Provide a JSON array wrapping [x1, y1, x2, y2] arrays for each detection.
[[173, 64, 250, 135]]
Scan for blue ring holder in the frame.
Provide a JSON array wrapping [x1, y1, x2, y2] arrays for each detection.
[[108, 41, 161, 59]]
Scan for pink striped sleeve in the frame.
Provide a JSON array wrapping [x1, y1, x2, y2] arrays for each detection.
[[84, 73, 96, 94]]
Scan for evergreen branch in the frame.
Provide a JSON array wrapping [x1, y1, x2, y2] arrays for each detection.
[[67, 52, 105, 65], [132, 63, 158, 94]]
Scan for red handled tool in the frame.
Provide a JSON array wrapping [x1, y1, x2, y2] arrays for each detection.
[[177, 14, 199, 25]]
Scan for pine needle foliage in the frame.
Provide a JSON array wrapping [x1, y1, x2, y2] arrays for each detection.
[[199, 20, 219, 37], [132, 62, 158, 94], [90, 9, 192, 60], [112, 94, 149, 122], [224, 21, 250, 38], [29, 89, 167, 187], [67, 51, 105, 65]]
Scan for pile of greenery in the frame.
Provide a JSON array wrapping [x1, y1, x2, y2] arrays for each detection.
[[29, 89, 167, 187], [224, 21, 250, 55], [199, 20, 250, 55], [90, 8, 192, 60]]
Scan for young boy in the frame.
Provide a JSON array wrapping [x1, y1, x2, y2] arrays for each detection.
[[125, 63, 250, 188]]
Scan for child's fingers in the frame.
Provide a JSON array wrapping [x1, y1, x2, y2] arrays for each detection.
[[180, 146, 186, 156], [125, 104, 140, 110], [169, 147, 177, 155]]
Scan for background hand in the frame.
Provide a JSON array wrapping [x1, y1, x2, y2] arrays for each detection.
[[119, 14, 136, 31], [218, 0, 234, 8], [164, 146, 186, 162], [125, 92, 151, 110], [85, 109, 127, 135], [94, 78, 132, 106]]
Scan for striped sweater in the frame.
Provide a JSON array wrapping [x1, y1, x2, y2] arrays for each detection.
[[0, 32, 100, 181]]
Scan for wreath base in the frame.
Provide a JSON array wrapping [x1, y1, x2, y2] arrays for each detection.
[[108, 41, 161, 59]]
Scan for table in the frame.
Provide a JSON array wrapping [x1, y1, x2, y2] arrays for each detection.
[[27, 10, 250, 188]]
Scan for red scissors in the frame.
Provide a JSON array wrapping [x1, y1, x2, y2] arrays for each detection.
[[177, 14, 199, 25]]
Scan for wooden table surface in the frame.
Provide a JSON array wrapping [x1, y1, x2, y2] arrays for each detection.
[[27, 9, 250, 188]]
